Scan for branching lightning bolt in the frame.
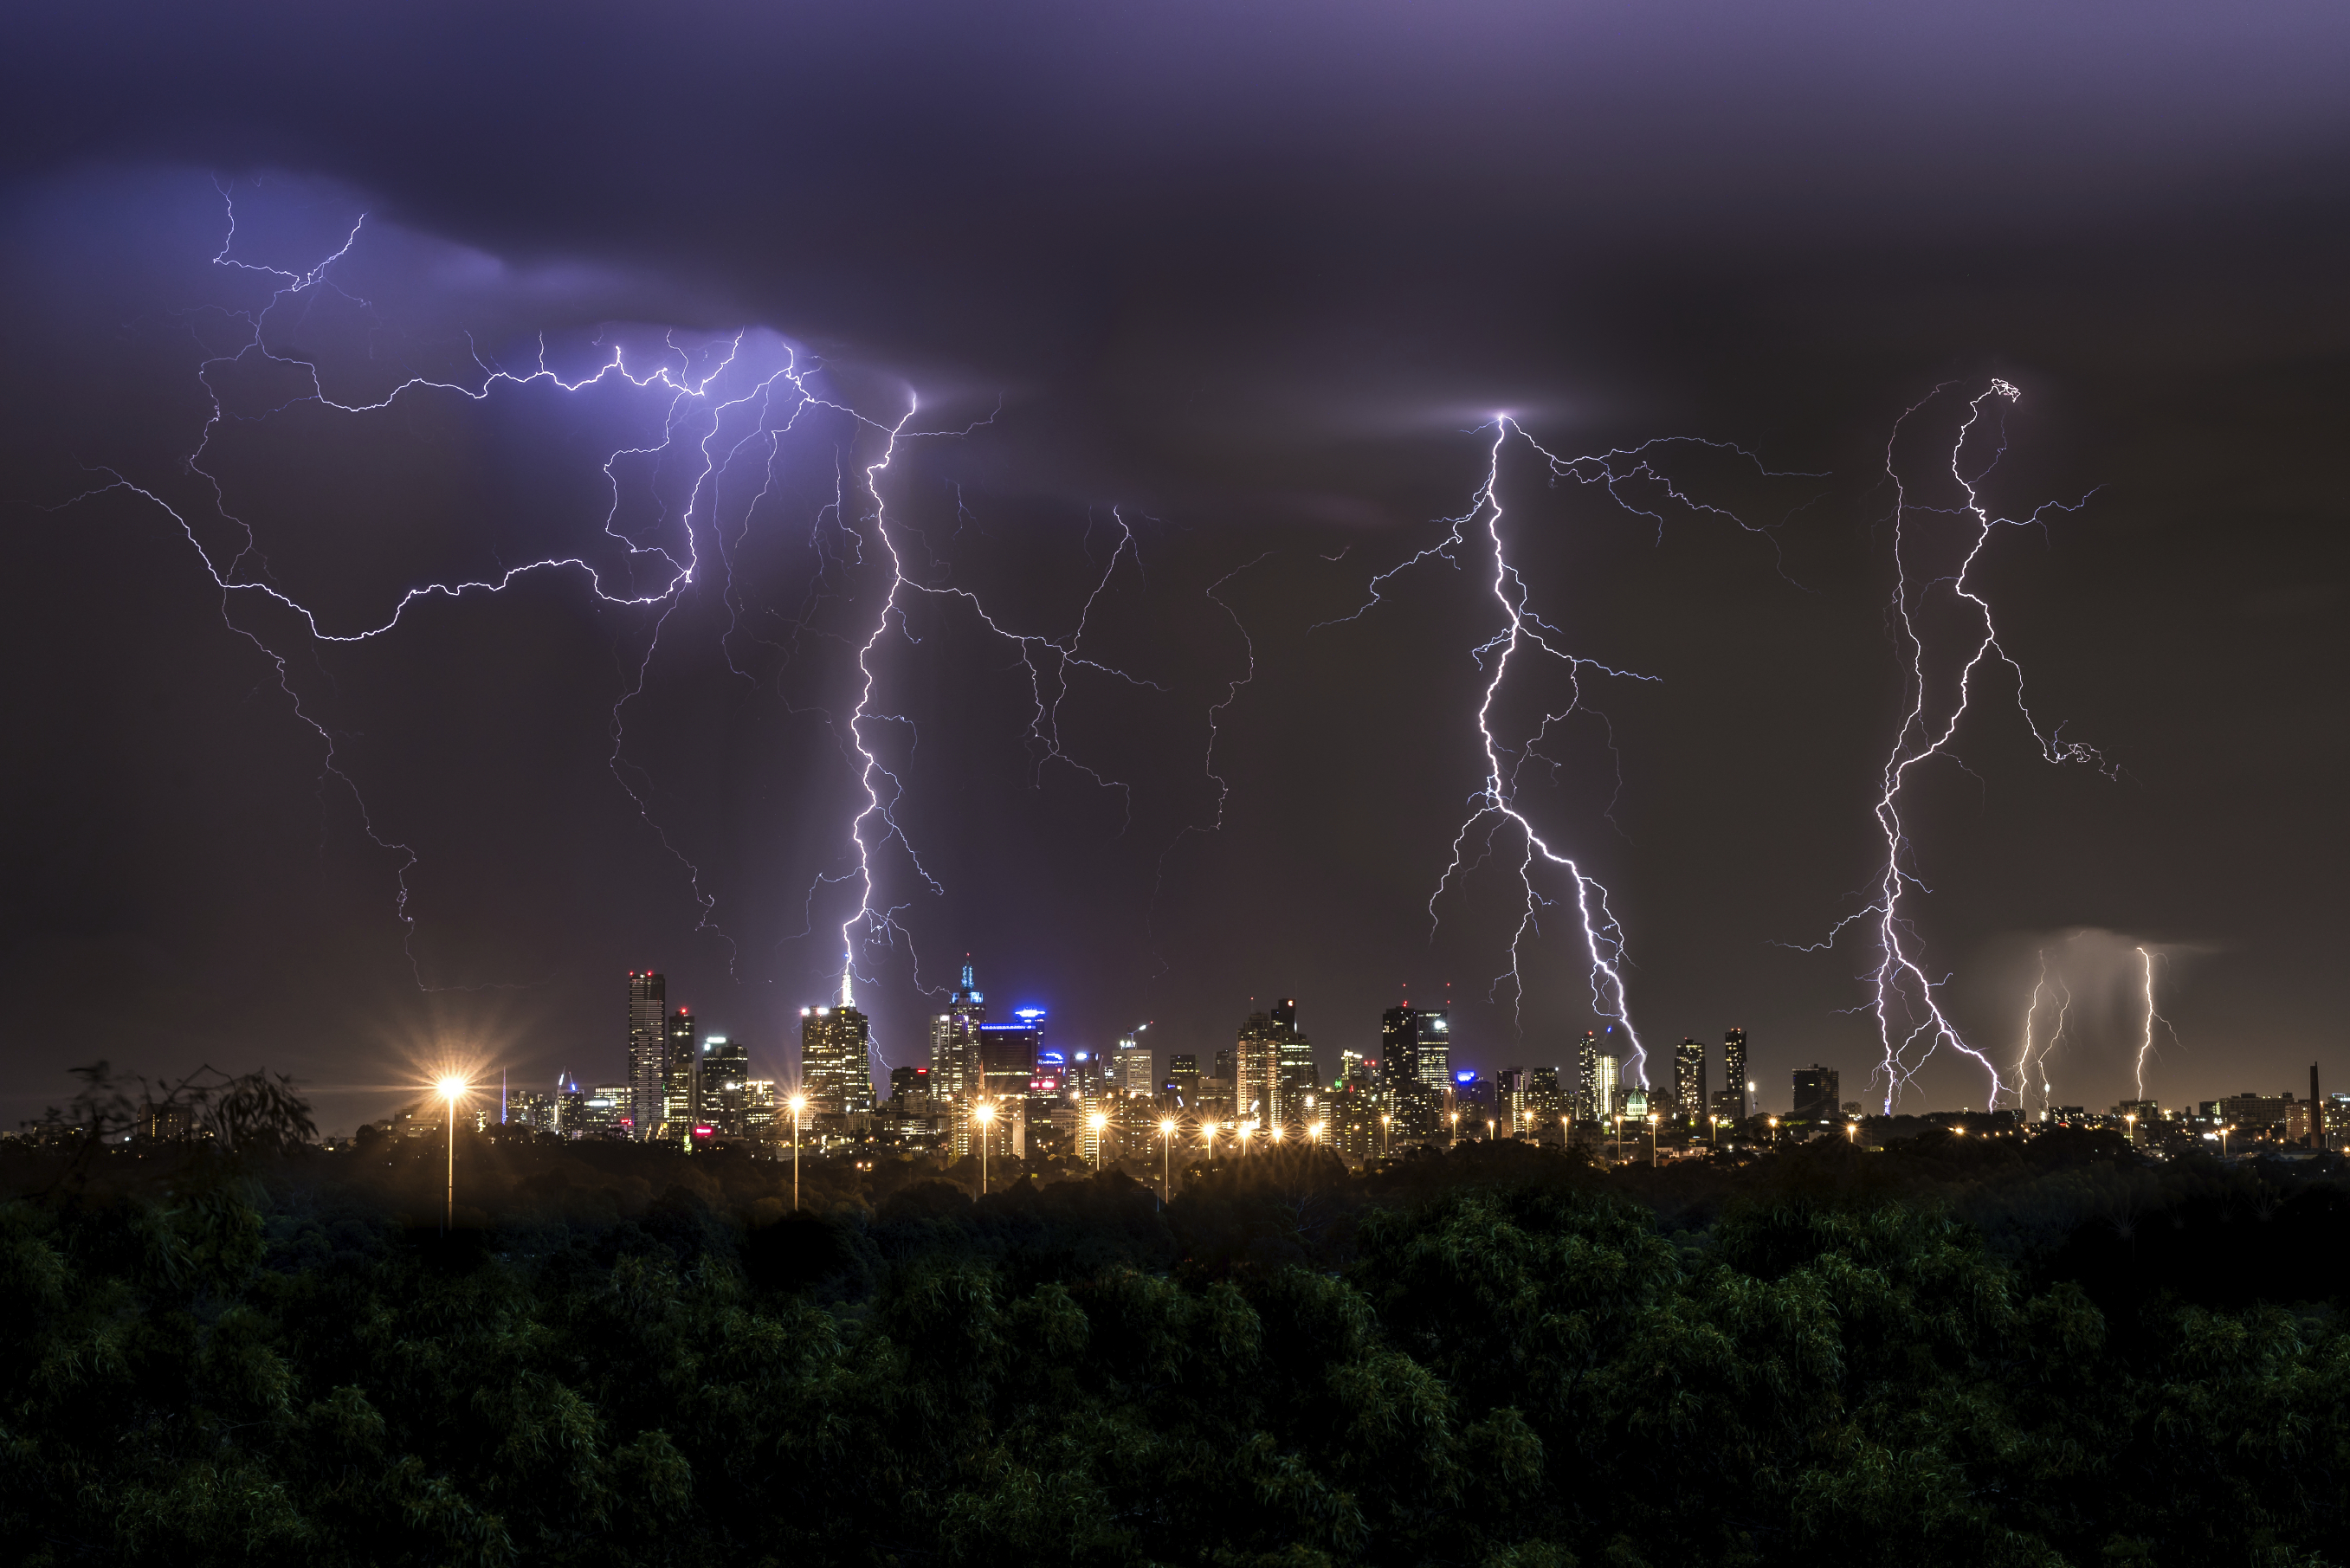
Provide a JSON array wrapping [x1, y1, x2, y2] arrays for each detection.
[[57, 180, 1167, 1021], [2011, 949, 2072, 1120], [1322, 417, 1785, 1084], [1794, 381, 2108, 1112]]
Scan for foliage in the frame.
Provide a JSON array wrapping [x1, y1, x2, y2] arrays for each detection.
[[1, 1122, 2346, 1565]]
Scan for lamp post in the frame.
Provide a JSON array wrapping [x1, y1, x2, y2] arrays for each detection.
[[1237, 1122, 1252, 1157], [1308, 1120, 1324, 1151], [1559, 1113, 1569, 1150], [1613, 1113, 1624, 1163], [1767, 1115, 1779, 1147], [1449, 1109, 1460, 1146], [2219, 1122, 2233, 1157], [1380, 1113, 1391, 1156], [1847, 1120, 1859, 1146], [436, 1076, 467, 1234], [1088, 1109, 1109, 1171], [788, 1094, 807, 1209], [1159, 1118, 1177, 1204], [2124, 1112, 2137, 1147], [972, 1099, 995, 1195], [1648, 1112, 1660, 1167], [1709, 1113, 1721, 1149]]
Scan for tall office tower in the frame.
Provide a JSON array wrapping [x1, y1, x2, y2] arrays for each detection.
[[1114, 1033, 1156, 1101], [799, 1003, 876, 1116], [1674, 1036, 1706, 1126], [1236, 1010, 1285, 1126], [701, 1036, 750, 1136], [889, 1065, 934, 1108], [627, 971, 668, 1139], [1495, 1066, 1527, 1131], [662, 1007, 700, 1136], [1791, 1065, 1840, 1123], [1380, 1005, 1452, 1091], [978, 1012, 1044, 1100], [1593, 1053, 1621, 1122], [1723, 1029, 1750, 1118], [1272, 998, 1318, 1120], [929, 965, 987, 1101], [1340, 1046, 1372, 1086], [1165, 1053, 1201, 1107]]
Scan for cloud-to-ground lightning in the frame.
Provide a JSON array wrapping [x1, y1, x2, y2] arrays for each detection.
[[2134, 945, 2179, 1100], [1322, 417, 1785, 1085], [60, 180, 1171, 1021], [2011, 949, 2072, 1120], [1799, 382, 2108, 1111]]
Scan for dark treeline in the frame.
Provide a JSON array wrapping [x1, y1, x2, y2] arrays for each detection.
[[3, 1112, 2347, 1566]]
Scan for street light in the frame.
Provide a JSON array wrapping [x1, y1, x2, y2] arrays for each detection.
[[1647, 1112, 1660, 1167], [1709, 1113, 1721, 1149], [1846, 1120, 1859, 1145], [1559, 1113, 1570, 1150], [436, 1075, 468, 1233], [2219, 1122, 2234, 1156], [1308, 1120, 1325, 1150], [1449, 1109, 1460, 1145], [788, 1093, 808, 1210], [1088, 1109, 1109, 1171], [972, 1099, 996, 1195], [2124, 1112, 2138, 1146], [1159, 1117, 1177, 1204], [1380, 1112, 1391, 1156]]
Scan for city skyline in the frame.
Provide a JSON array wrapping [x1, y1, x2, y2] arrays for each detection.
[[2, 9, 2341, 1144]]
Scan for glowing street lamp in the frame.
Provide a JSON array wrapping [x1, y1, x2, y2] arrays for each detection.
[[1088, 1109, 1109, 1171], [788, 1093, 808, 1210], [1237, 1122, 1253, 1155], [1709, 1113, 1721, 1149], [1159, 1117, 1177, 1204], [1846, 1120, 1859, 1145], [1559, 1113, 1569, 1149], [1380, 1112, 1391, 1156], [2124, 1112, 2138, 1145], [1449, 1109, 1460, 1145], [1647, 1112, 1660, 1167], [1307, 1120, 1325, 1149], [2219, 1122, 2234, 1157], [972, 1099, 996, 1195], [436, 1075, 468, 1233]]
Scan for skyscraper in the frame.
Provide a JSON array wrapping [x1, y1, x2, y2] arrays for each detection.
[[1114, 1032, 1155, 1101], [1236, 1010, 1283, 1126], [800, 1003, 876, 1116], [1673, 1036, 1706, 1126], [979, 1013, 1043, 1099], [1381, 1005, 1450, 1091], [662, 1007, 699, 1137], [1271, 998, 1317, 1122], [627, 971, 667, 1139], [1792, 1064, 1839, 1124], [701, 1036, 750, 1136], [929, 964, 986, 1102], [1723, 1029, 1750, 1119]]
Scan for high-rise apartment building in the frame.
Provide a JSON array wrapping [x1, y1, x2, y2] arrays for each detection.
[[1495, 1066, 1528, 1132], [1673, 1036, 1706, 1126], [1236, 998, 1315, 1127], [1575, 1029, 1629, 1123], [800, 1003, 875, 1116], [662, 1007, 700, 1137], [627, 971, 667, 1139], [1792, 1065, 1840, 1124], [1527, 1066, 1566, 1126], [1723, 1029, 1750, 1119]]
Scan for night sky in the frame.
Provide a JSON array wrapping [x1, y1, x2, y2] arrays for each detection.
[[2, 2, 2344, 1133]]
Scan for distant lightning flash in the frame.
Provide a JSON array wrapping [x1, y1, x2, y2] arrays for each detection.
[[1799, 381, 2108, 1112], [2011, 949, 2072, 1119], [1324, 417, 1787, 1084], [63, 181, 1162, 1012], [2134, 945, 2179, 1100]]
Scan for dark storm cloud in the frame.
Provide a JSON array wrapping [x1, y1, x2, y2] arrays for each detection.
[[8, 0, 2348, 455], [2, 3, 2346, 1128]]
